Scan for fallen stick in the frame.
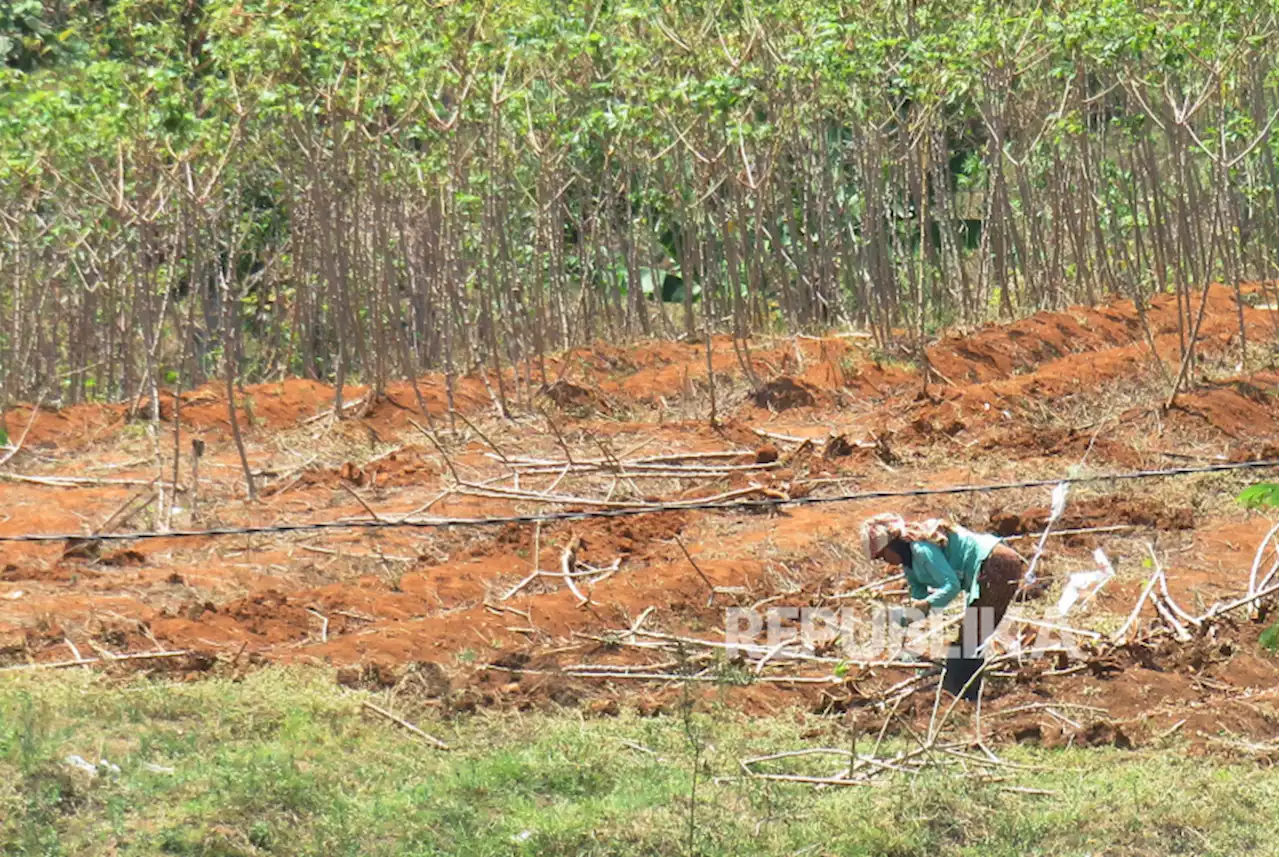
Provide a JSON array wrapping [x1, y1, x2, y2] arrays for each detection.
[[0, 650, 190, 673], [363, 444, 408, 467], [1195, 581, 1280, 623], [361, 700, 450, 750], [453, 410, 514, 471], [571, 632, 669, 649], [86, 639, 120, 664], [827, 574, 906, 599], [564, 661, 682, 673], [1143, 545, 1192, 641], [983, 646, 1075, 674], [561, 541, 588, 604], [1154, 563, 1201, 627], [1257, 561, 1279, 594], [620, 740, 658, 755], [297, 545, 416, 563], [540, 408, 577, 467], [485, 665, 836, 684], [333, 609, 376, 623], [493, 450, 759, 469], [752, 429, 813, 444], [499, 563, 617, 600], [935, 748, 1045, 771], [1111, 568, 1162, 644], [541, 462, 573, 496], [458, 480, 783, 510], [458, 483, 660, 509], [1002, 613, 1102, 640], [1248, 523, 1280, 596], [94, 483, 159, 536], [1003, 524, 1138, 540], [1199, 734, 1280, 756], [303, 396, 367, 424], [740, 743, 935, 788], [740, 747, 856, 766], [488, 463, 773, 480], [1155, 450, 1228, 462], [1152, 589, 1191, 642], [984, 702, 1109, 719], [1043, 707, 1083, 730], [306, 608, 330, 642], [339, 482, 385, 522], [409, 418, 462, 484], [0, 472, 186, 491], [628, 628, 930, 667], [871, 695, 904, 758], [499, 458, 779, 475], [392, 474, 507, 524], [672, 535, 717, 598], [0, 397, 43, 467], [755, 636, 799, 675], [501, 569, 543, 601], [532, 520, 541, 578], [874, 672, 939, 703], [628, 606, 655, 637], [634, 450, 756, 464], [86, 457, 154, 473], [738, 771, 883, 787]]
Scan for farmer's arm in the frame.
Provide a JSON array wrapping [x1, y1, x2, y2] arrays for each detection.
[[907, 570, 930, 602], [891, 569, 932, 627], [912, 543, 962, 610]]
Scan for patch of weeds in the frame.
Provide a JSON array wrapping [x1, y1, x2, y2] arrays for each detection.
[[867, 346, 918, 373], [711, 658, 756, 687], [242, 395, 259, 428]]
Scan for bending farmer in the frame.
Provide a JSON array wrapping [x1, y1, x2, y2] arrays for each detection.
[[861, 513, 1025, 701]]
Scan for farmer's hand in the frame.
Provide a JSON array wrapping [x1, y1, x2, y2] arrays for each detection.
[[910, 599, 931, 614]]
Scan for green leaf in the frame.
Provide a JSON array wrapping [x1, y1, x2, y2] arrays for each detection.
[[1236, 483, 1279, 510], [1260, 623, 1278, 655]]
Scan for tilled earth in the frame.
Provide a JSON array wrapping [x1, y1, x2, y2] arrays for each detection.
[[2, 285, 1277, 754]]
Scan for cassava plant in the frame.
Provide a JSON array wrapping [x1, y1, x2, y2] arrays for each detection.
[[0, 0, 1275, 413]]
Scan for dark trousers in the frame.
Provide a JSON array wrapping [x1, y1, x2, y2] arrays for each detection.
[[942, 545, 1025, 701]]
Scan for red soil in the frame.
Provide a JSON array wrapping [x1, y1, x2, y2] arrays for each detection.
[[2, 283, 1277, 748]]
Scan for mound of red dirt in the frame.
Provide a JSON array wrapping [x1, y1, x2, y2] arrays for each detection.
[[286, 447, 439, 491], [1164, 371, 1278, 458], [748, 377, 819, 410], [990, 494, 1196, 536], [928, 306, 1140, 384], [539, 380, 612, 414]]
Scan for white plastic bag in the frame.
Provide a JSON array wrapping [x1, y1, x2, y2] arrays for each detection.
[[1056, 548, 1114, 616]]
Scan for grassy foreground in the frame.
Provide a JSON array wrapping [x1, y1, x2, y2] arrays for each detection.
[[1, 669, 1275, 857]]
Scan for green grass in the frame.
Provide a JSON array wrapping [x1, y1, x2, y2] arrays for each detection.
[[1, 668, 1276, 856]]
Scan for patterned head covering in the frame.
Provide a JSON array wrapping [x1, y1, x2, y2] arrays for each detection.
[[861, 513, 905, 561], [861, 513, 952, 561]]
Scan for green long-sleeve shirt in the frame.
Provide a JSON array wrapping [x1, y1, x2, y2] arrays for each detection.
[[905, 525, 1004, 610]]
